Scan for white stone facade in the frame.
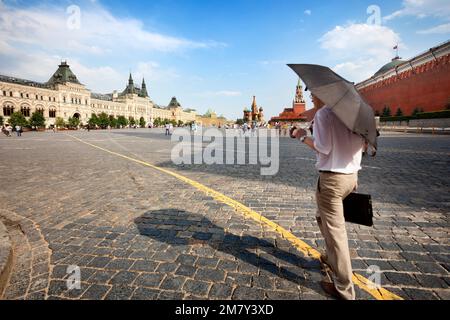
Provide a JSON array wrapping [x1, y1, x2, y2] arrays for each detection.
[[0, 62, 196, 127]]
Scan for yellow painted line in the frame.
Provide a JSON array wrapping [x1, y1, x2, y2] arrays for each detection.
[[67, 134, 403, 300]]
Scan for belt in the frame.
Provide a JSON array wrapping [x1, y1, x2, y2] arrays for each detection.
[[319, 170, 355, 175]]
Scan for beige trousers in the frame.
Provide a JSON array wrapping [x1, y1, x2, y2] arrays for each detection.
[[316, 172, 357, 300]]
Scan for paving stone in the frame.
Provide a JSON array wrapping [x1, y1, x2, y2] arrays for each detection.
[[131, 287, 160, 300], [384, 272, 421, 286], [129, 260, 159, 272], [155, 262, 179, 273], [232, 286, 265, 300], [266, 290, 300, 300], [105, 258, 135, 270], [134, 273, 165, 288], [403, 288, 438, 300], [104, 285, 136, 300], [87, 256, 112, 268], [109, 271, 139, 285], [175, 264, 197, 277], [414, 262, 447, 275], [209, 283, 234, 299], [159, 276, 187, 291], [195, 268, 226, 282], [80, 284, 111, 300], [414, 274, 448, 289], [182, 279, 211, 296]]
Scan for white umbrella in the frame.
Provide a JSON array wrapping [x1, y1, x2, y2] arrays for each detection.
[[288, 64, 378, 151]]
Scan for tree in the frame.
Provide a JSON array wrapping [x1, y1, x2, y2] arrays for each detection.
[[395, 108, 403, 117], [88, 114, 99, 127], [117, 115, 128, 127], [236, 118, 244, 126], [55, 117, 65, 128], [177, 120, 184, 127], [98, 112, 110, 129], [29, 111, 46, 129], [109, 115, 118, 128], [129, 117, 136, 126], [0, 116, 3, 126], [9, 112, 28, 128], [411, 108, 421, 117], [382, 106, 391, 117], [68, 117, 80, 129], [139, 117, 146, 128]]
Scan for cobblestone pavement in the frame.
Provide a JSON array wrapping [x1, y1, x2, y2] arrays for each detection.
[[0, 129, 448, 300]]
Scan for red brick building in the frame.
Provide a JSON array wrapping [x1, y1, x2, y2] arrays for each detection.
[[269, 79, 307, 125], [357, 41, 450, 116]]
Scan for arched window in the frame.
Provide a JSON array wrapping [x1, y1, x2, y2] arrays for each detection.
[[21, 106, 31, 117], [49, 109, 56, 118], [3, 103, 14, 116], [36, 108, 45, 115]]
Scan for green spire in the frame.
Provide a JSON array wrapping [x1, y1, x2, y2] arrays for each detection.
[[140, 78, 148, 97], [124, 73, 135, 94]]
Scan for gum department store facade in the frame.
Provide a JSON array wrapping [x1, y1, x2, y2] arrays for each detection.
[[0, 61, 196, 127]]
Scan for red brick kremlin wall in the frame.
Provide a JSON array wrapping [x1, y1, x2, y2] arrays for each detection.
[[358, 53, 450, 116]]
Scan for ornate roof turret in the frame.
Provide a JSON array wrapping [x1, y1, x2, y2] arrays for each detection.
[[168, 97, 181, 108], [251, 96, 258, 113], [47, 61, 81, 86], [122, 73, 136, 95], [139, 78, 148, 98]]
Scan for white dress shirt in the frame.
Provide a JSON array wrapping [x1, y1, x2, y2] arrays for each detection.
[[312, 106, 364, 174]]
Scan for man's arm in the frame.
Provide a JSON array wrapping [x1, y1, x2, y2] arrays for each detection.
[[291, 128, 318, 151]]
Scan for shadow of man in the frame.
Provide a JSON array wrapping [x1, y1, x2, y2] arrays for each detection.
[[134, 209, 325, 298]]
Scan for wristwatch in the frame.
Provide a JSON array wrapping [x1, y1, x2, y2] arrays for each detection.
[[300, 136, 307, 143]]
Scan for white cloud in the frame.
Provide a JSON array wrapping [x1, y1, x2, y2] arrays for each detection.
[[133, 61, 180, 83], [417, 23, 450, 34], [196, 91, 242, 97], [384, 0, 450, 21], [319, 23, 402, 82], [304, 10, 312, 16], [0, 1, 225, 94], [0, 2, 223, 56]]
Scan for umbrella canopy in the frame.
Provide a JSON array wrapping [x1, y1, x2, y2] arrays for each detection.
[[288, 64, 378, 150]]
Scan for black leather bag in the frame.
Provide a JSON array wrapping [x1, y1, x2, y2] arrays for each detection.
[[343, 193, 374, 227]]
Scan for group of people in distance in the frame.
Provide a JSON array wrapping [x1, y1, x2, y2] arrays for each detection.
[[1, 124, 22, 137]]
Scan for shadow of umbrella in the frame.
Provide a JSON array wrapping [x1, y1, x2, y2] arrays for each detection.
[[134, 209, 326, 298]]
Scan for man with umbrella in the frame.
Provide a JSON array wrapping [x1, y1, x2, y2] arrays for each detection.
[[288, 64, 378, 300]]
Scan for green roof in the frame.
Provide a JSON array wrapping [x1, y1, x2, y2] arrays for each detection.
[[47, 61, 81, 85], [168, 97, 181, 108], [374, 58, 406, 77]]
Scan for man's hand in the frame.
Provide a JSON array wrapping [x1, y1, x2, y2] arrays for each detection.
[[290, 127, 308, 140]]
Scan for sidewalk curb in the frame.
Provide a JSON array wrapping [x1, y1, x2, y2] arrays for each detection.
[[0, 219, 13, 299]]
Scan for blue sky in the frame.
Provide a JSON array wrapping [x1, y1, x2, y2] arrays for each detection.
[[0, 0, 449, 120]]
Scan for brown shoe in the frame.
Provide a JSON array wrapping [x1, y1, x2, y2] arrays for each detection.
[[320, 281, 344, 300]]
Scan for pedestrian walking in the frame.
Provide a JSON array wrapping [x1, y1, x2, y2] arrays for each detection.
[[15, 125, 22, 137], [165, 123, 170, 136], [288, 64, 378, 301], [291, 94, 364, 300], [6, 124, 13, 137]]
